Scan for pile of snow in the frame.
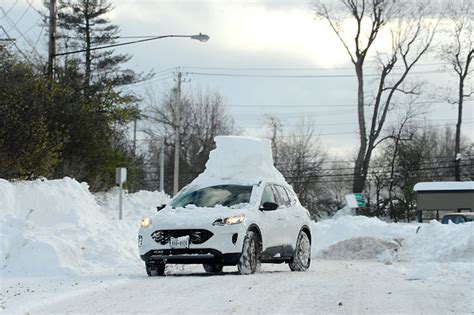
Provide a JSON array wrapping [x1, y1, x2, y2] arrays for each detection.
[[311, 215, 474, 263], [95, 188, 169, 222], [399, 220, 474, 262], [0, 178, 169, 277], [311, 215, 417, 254], [192, 136, 285, 186], [316, 236, 401, 260]]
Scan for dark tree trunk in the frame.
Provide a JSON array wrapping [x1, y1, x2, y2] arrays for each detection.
[[353, 62, 367, 193], [454, 79, 463, 181]]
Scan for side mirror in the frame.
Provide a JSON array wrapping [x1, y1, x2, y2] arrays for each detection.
[[156, 204, 166, 212], [260, 201, 279, 211]]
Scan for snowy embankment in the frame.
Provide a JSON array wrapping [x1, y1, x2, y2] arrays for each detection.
[[1, 177, 473, 278], [0, 178, 169, 277], [311, 214, 473, 263]]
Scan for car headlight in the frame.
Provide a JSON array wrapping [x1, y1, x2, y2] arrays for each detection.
[[213, 214, 246, 226], [140, 217, 153, 228]]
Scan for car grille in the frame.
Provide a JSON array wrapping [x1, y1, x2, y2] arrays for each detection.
[[151, 229, 214, 245]]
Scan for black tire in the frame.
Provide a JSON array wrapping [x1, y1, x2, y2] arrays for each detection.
[[146, 262, 165, 276], [237, 230, 260, 275], [203, 264, 224, 273], [289, 231, 311, 272]]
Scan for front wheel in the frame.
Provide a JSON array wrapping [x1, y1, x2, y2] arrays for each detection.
[[237, 230, 260, 275], [289, 231, 311, 272], [203, 264, 223, 273], [146, 262, 165, 276]]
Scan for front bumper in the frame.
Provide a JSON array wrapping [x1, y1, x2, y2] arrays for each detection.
[[138, 223, 247, 264], [141, 248, 241, 265]]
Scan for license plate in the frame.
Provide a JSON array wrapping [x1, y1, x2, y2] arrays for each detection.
[[169, 235, 190, 249]]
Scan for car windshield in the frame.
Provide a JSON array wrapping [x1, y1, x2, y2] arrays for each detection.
[[171, 185, 253, 208]]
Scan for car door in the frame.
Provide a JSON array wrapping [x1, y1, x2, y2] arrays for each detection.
[[258, 184, 283, 250], [281, 186, 307, 247], [273, 184, 298, 249]]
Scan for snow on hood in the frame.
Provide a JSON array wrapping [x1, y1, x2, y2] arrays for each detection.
[[191, 136, 286, 187], [152, 204, 250, 228]]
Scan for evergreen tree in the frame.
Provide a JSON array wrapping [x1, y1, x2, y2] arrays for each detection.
[[0, 46, 68, 179], [49, 0, 144, 190]]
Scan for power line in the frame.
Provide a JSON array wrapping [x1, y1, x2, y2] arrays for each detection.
[[0, 25, 37, 65], [281, 163, 473, 179], [237, 119, 474, 128], [222, 99, 473, 109], [5, 1, 30, 33], [0, 0, 18, 18], [259, 121, 474, 138], [184, 70, 446, 79], [180, 62, 449, 72], [26, 0, 44, 16], [0, 6, 42, 61], [275, 158, 470, 172]]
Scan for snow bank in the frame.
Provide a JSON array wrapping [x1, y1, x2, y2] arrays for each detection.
[[311, 215, 474, 263], [95, 188, 169, 222], [316, 237, 401, 260], [399, 220, 474, 262], [311, 215, 416, 254], [0, 178, 169, 277], [192, 136, 285, 186]]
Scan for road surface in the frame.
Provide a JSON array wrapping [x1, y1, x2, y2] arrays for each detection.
[[1, 260, 472, 314]]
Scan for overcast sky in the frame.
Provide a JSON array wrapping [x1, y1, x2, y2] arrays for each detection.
[[2, 0, 473, 157]]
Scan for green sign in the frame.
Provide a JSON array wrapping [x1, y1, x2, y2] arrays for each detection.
[[354, 193, 366, 207]]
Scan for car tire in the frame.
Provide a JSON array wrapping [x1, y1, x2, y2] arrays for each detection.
[[289, 231, 311, 272], [237, 230, 260, 275], [146, 262, 165, 276], [203, 264, 224, 273]]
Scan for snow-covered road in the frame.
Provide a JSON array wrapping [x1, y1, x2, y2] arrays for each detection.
[[2, 260, 472, 314]]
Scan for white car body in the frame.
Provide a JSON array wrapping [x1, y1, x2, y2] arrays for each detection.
[[138, 180, 312, 267]]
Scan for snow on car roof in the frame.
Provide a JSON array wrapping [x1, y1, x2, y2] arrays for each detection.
[[413, 181, 474, 192], [191, 136, 286, 187]]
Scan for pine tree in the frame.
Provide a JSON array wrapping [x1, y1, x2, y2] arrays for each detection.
[[57, 0, 139, 94]]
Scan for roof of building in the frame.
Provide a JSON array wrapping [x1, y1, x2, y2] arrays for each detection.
[[414, 181, 474, 192]]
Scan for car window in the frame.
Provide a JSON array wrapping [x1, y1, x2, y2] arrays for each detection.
[[284, 187, 297, 205], [274, 185, 291, 207], [171, 185, 253, 208], [261, 185, 276, 205]]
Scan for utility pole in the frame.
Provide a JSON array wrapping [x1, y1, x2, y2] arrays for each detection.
[[160, 138, 165, 192], [173, 71, 182, 196], [47, 0, 57, 79], [133, 105, 138, 157]]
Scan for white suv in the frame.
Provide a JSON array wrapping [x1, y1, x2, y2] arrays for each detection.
[[138, 181, 312, 276]]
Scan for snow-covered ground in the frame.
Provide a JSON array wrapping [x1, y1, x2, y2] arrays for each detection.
[[1, 178, 473, 313], [3, 261, 472, 314]]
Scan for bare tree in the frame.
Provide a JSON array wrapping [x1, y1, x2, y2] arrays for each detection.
[[143, 87, 236, 192], [266, 115, 283, 165], [315, 0, 437, 193], [272, 116, 327, 218], [438, 0, 473, 181]]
